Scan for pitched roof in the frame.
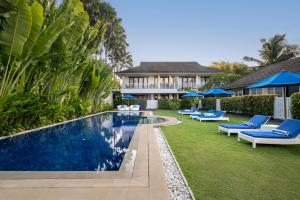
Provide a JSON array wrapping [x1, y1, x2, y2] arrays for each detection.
[[223, 57, 300, 90], [115, 62, 223, 74]]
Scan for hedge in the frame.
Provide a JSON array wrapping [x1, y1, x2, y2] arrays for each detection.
[[157, 99, 169, 109], [221, 95, 275, 116], [169, 99, 181, 110], [202, 97, 217, 110], [158, 99, 195, 110], [291, 92, 300, 119], [180, 98, 193, 109]]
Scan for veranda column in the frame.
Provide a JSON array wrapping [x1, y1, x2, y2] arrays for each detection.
[[196, 75, 200, 87], [158, 75, 160, 89]]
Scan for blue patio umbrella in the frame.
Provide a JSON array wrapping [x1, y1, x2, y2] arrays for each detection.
[[248, 71, 300, 118], [182, 92, 203, 98], [122, 94, 135, 100], [122, 94, 135, 106], [203, 88, 233, 96], [182, 92, 203, 108]]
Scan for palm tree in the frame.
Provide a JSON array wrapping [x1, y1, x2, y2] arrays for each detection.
[[243, 34, 300, 66], [82, 0, 133, 71]]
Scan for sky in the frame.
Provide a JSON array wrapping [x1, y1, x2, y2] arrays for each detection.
[[105, 0, 300, 67]]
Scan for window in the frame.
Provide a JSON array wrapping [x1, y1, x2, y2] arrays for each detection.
[[251, 88, 257, 95], [275, 87, 283, 96], [129, 77, 148, 88], [160, 77, 169, 89], [287, 86, 299, 97], [256, 88, 262, 94], [170, 76, 175, 88], [268, 88, 275, 94], [182, 77, 195, 88], [243, 89, 249, 95], [268, 87, 283, 96]]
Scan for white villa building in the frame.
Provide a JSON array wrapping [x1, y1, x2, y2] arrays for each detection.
[[115, 62, 224, 100]]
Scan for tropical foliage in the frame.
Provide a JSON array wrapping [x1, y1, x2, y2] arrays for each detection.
[[202, 61, 252, 90], [81, 0, 133, 71], [209, 61, 251, 76], [291, 92, 300, 119], [202, 73, 241, 90], [243, 34, 300, 66], [0, 0, 118, 136]]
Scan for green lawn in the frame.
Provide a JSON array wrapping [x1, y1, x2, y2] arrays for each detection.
[[154, 110, 300, 200]]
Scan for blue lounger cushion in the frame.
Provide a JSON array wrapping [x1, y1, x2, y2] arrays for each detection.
[[180, 107, 197, 113], [241, 119, 300, 139], [247, 115, 270, 128], [241, 131, 290, 139], [191, 109, 215, 117], [219, 124, 254, 129], [220, 115, 270, 130], [273, 119, 300, 138], [199, 111, 224, 118]]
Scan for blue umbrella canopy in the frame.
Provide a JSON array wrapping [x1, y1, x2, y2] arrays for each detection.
[[122, 94, 135, 100], [204, 88, 233, 96], [182, 92, 203, 98], [248, 71, 300, 88]]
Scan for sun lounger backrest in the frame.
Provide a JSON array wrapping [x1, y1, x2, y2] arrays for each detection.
[[190, 107, 197, 112], [214, 111, 225, 117], [277, 119, 300, 138], [248, 115, 270, 128]]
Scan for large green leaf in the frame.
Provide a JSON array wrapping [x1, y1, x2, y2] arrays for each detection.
[[0, 0, 32, 58], [21, 1, 44, 59], [31, 15, 68, 58], [65, 12, 89, 50], [0, 0, 16, 14]]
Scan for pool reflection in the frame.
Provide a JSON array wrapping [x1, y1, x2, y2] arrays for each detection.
[[0, 112, 141, 171]]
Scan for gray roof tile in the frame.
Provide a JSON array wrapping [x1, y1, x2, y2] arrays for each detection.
[[115, 62, 223, 74], [223, 57, 300, 89]]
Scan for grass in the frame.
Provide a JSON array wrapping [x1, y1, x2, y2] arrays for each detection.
[[154, 110, 300, 200]]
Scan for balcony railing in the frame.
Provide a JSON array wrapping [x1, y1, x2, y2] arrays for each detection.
[[124, 83, 196, 89]]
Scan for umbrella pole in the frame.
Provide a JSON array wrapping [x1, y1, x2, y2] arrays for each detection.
[[284, 87, 287, 119]]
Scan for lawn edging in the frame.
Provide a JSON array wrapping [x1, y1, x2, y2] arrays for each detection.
[[158, 126, 196, 200]]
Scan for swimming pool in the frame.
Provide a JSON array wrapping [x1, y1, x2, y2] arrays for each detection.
[[0, 112, 143, 171]]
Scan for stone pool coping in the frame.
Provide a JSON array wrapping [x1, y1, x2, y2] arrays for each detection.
[[0, 111, 178, 200]]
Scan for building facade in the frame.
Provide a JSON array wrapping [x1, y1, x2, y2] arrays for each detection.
[[115, 62, 224, 100], [223, 57, 300, 97]]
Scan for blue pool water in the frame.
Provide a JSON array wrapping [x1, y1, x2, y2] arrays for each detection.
[[0, 112, 142, 171]]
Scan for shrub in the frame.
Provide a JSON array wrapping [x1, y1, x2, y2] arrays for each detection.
[[99, 102, 113, 112], [221, 95, 275, 116], [291, 93, 300, 119], [180, 98, 193, 109], [169, 99, 181, 110], [221, 96, 244, 113], [0, 93, 66, 136], [113, 92, 122, 108], [202, 97, 217, 110], [158, 99, 171, 109]]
